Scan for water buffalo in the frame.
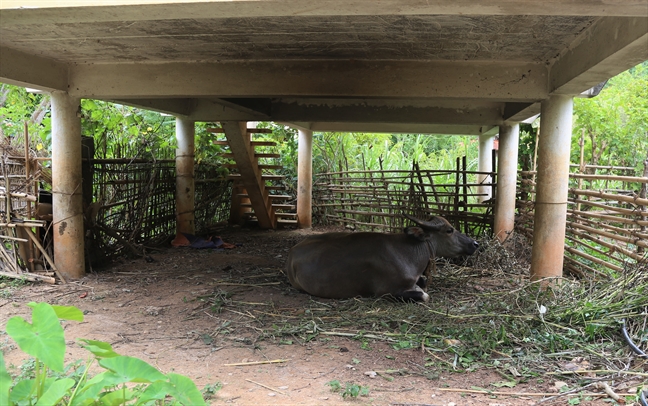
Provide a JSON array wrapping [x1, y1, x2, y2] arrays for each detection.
[[285, 215, 478, 302]]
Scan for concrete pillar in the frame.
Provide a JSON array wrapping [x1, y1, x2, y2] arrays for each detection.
[[530, 95, 573, 281], [477, 133, 495, 203], [493, 124, 519, 242], [51, 91, 85, 279], [175, 118, 195, 234], [297, 129, 313, 228]]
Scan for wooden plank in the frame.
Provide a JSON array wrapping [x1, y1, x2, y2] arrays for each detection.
[[271, 204, 295, 210], [275, 212, 297, 218], [221, 121, 274, 228], [228, 174, 284, 180], [221, 152, 281, 159]]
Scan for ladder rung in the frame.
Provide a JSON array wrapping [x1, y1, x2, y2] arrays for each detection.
[[224, 164, 282, 170], [251, 141, 277, 147], [271, 204, 295, 210], [268, 195, 291, 199], [227, 174, 285, 180], [220, 153, 280, 159], [277, 219, 298, 225], [275, 212, 296, 218]]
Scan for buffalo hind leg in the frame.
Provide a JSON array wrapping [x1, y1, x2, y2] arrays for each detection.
[[416, 276, 428, 290], [392, 285, 430, 303]]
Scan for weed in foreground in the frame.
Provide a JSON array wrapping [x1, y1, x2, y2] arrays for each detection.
[[326, 380, 370, 399], [2, 302, 208, 406]]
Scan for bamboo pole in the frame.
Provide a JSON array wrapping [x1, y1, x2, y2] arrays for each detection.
[[569, 174, 648, 183], [639, 156, 648, 254], [570, 188, 648, 206], [564, 246, 623, 272], [569, 198, 639, 216], [566, 220, 648, 248], [569, 228, 644, 261], [568, 209, 648, 226], [569, 164, 636, 171]]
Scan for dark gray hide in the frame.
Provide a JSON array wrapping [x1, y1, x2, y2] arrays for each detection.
[[285, 215, 478, 301]]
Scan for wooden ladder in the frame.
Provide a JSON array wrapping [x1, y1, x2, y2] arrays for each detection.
[[210, 124, 297, 228]]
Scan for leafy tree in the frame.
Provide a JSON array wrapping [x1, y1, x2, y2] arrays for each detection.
[[571, 62, 648, 172]]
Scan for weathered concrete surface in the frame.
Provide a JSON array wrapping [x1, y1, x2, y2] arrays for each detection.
[[477, 133, 495, 203], [493, 124, 519, 242], [175, 118, 195, 235], [51, 91, 85, 280], [530, 95, 573, 281], [297, 129, 313, 229]]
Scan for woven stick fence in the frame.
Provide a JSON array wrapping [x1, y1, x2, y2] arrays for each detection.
[[313, 160, 494, 236], [516, 162, 648, 278], [0, 130, 59, 283], [89, 159, 232, 263]]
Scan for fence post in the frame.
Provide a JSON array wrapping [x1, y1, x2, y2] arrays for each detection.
[[639, 155, 648, 254]]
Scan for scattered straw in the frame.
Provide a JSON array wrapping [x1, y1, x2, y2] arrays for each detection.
[[245, 379, 288, 396], [225, 359, 289, 367]]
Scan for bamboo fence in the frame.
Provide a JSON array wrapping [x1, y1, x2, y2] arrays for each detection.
[[0, 131, 59, 284], [312, 160, 495, 236], [516, 162, 648, 277], [1, 129, 233, 281], [89, 160, 232, 262]]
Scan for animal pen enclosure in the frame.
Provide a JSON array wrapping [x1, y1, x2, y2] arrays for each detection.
[[0, 140, 232, 282], [312, 159, 495, 237]]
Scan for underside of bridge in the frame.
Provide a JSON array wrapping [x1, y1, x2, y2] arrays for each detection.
[[1, 0, 647, 280]]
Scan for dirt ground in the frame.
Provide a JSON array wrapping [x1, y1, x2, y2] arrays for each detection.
[[0, 227, 634, 405]]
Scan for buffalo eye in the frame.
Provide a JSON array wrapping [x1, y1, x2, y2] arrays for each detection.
[[446, 227, 453, 234]]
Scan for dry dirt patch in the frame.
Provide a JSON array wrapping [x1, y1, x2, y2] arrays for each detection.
[[0, 227, 628, 405]]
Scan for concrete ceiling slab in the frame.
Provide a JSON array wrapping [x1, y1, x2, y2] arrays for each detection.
[[1, 1, 646, 134]]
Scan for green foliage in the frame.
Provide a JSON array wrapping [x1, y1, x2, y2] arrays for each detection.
[[312, 131, 476, 173], [326, 380, 369, 399], [2, 302, 207, 406], [0, 85, 51, 152], [572, 61, 648, 170]]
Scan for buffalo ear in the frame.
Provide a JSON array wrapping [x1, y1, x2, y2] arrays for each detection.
[[405, 226, 428, 241]]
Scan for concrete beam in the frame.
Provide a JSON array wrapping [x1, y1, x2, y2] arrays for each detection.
[[3, 1, 646, 22], [0, 46, 68, 92], [287, 122, 495, 135], [113, 98, 193, 117], [51, 91, 85, 280], [270, 98, 504, 125], [68, 60, 548, 101], [550, 17, 648, 95]]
